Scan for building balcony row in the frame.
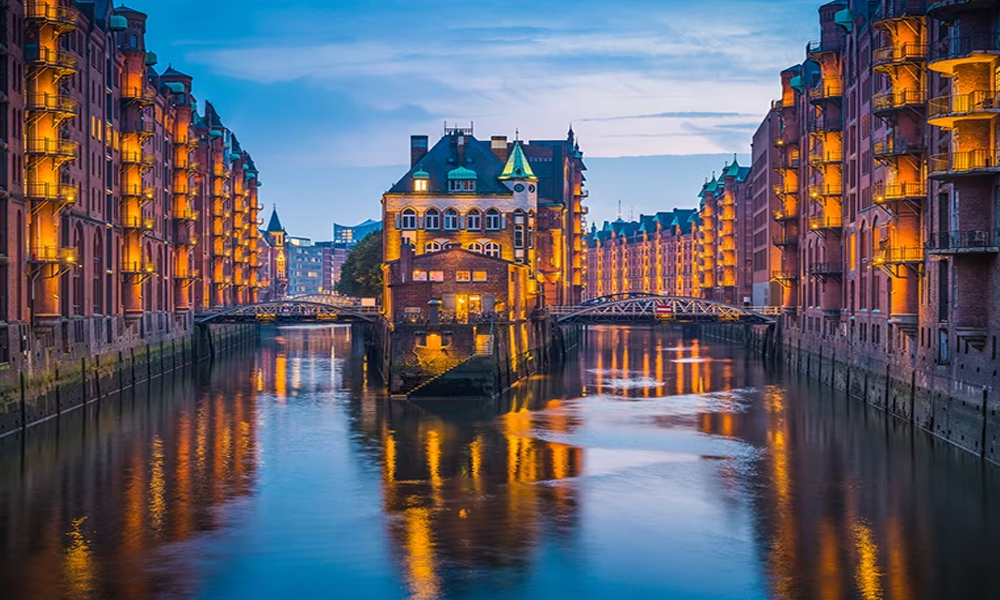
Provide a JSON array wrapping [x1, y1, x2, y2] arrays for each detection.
[[873, 0, 926, 23], [929, 149, 1000, 179], [872, 43, 927, 69], [926, 229, 1000, 255], [927, 90, 999, 127], [928, 33, 1000, 73], [872, 89, 927, 115], [873, 181, 928, 205]]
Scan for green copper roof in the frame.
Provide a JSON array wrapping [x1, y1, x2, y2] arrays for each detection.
[[725, 159, 741, 178], [412, 169, 430, 180], [109, 15, 127, 31], [145, 51, 158, 66], [790, 75, 804, 93], [447, 166, 477, 180], [498, 141, 538, 181], [164, 81, 185, 94], [835, 8, 852, 32]]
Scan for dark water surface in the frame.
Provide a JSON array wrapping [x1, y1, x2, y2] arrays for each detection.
[[1, 325, 998, 600]]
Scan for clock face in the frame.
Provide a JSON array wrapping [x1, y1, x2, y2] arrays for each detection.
[[528, 184, 536, 193], [514, 183, 525, 193]]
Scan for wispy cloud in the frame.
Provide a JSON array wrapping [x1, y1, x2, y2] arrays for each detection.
[[583, 111, 755, 122]]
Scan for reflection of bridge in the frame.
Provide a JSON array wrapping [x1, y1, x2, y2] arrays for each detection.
[[196, 295, 379, 325], [549, 294, 779, 325]]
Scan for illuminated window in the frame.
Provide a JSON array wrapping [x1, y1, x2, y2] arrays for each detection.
[[449, 179, 475, 192], [429, 271, 445, 282], [473, 271, 487, 282], [485, 208, 501, 230], [467, 208, 482, 231], [425, 208, 440, 230], [424, 241, 442, 253], [444, 208, 459, 230], [401, 208, 417, 230], [485, 242, 501, 258], [468, 242, 483, 253], [414, 179, 428, 192], [456, 271, 471, 282], [412, 270, 428, 281]]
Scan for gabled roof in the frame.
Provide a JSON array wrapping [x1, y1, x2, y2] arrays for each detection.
[[388, 134, 509, 195], [725, 158, 742, 178], [498, 141, 538, 181]]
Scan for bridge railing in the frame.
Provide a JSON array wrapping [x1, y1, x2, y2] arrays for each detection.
[[547, 304, 782, 317]]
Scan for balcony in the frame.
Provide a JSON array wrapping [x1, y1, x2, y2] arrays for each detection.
[[807, 39, 844, 55], [809, 115, 843, 133], [872, 88, 927, 115], [872, 43, 927, 69], [873, 0, 927, 23], [929, 150, 1000, 179], [808, 183, 843, 200], [122, 217, 155, 233], [926, 229, 1000, 255], [121, 120, 156, 136], [122, 261, 156, 275], [26, 138, 78, 159], [175, 233, 199, 247], [808, 216, 843, 232], [808, 82, 844, 104], [773, 208, 799, 222], [25, 183, 76, 206], [773, 127, 800, 149], [175, 269, 201, 281], [874, 246, 923, 267], [25, 1, 78, 30], [773, 232, 799, 248], [809, 262, 843, 277], [927, 90, 999, 127], [772, 270, 799, 284], [928, 3, 1000, 25], [808, 148, 843, 167], [873, 181, 927, 205], [773, 183, 799, 197], [28, 246, 77, 265], [26, 93, 79, 118], [26, 47, 78, 73], [121, 185, 155, 202], [121, 151, 156, 168], [173, 209, 200, 223], [873, 136, 925, 159], [121, 86, 157, 105]]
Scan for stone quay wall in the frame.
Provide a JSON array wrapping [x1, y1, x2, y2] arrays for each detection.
[[0, 317, 256, 437]]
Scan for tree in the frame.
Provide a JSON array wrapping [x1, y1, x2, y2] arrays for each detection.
[[336, 229, 383, 298]]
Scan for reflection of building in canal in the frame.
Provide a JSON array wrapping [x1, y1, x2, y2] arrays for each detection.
[[254, 324, 370, 399], [0, 379, 259, 600], [353, 383, 584, 599], [586, 326, 736, 398]]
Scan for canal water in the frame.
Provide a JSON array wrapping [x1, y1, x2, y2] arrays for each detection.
[[1, 325, 998, 600]]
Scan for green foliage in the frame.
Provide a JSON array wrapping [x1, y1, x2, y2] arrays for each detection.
[[336, 229, 384, 298]]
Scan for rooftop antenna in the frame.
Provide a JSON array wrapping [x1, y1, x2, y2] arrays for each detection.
[[515, 128, 520, 142], [629, 205, 635, 221], [617, 200, 622, 221]]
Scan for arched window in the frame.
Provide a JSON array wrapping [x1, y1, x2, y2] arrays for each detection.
[[425, 208, 440, 230], [444, 208, 459, 230], [424, 241, 442, 253], [468, 242, 483, 253], [72, 224, 84, 316], [485, 242, 501, 258], [467, 208, 482, 231], [485, 208, 501, 231], [401, 208, 417, 230]]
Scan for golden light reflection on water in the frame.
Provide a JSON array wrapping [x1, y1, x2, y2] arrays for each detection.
[[149, 436, 166, 535], [853, 521, 883, 600], [63, 517, 95, 600], [403, 507, 440, 600]]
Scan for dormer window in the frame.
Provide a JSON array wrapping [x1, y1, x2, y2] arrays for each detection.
[[412, 169, 430, 192], [447, 166, 477, 192]]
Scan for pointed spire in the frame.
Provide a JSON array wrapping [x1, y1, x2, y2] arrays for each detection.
[[266, 205, 284, 233], [498, 140, 537, 181]]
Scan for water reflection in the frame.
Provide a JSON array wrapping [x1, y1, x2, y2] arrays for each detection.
[[0, 324, 998, 599]]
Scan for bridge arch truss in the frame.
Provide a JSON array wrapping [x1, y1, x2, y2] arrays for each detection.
[[196, 300, 379, 325], [551, 295, 778, 325]]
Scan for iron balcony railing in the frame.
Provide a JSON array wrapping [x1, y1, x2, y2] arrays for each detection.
[[773, 232, 799, 247], [773, 208, 799, 222], [773, 126, 800, 148], [810, 115, 843, 132], [808, 216, 844, 231], [121, 151, 156, 167], [873, 247, 924, 264], [872, 88, 927, 112], [809, 262, 843, 276], [121, 185, 156, 201], [25, 93, 79, 116], [929, 149, 1000, 177], [122, 217, 155, 232], [807, 38, 844, 55], [28, 246, 77, 264], [808, 82, 844, 103], [772, 269, 799, 281], [928, 33, 1000, 64], [25, 1, 78, 27], [773, 183, 798, 196], [928, 90, 1000, 120], [808, 148, 843, 166], [122, 261, 156, 275], [808, 183, 843, 199], [873, 136, 925, 158], [25, 183, 77, 204], [26, 138, 78, 158], [26, 47, 78, 71], [872, 43, 928, 67], [873, 0, 927, 21], [926, 229, 1000, 253], [872, 181, 928, 203], [121, 86, 157, 103], [121, 120, 156, 135], [173, 209, 200, 222]]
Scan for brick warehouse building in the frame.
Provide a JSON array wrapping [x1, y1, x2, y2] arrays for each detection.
[[0, 3, 262, 369]]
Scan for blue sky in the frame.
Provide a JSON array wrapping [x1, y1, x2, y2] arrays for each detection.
[[137, 0, 822, 240]]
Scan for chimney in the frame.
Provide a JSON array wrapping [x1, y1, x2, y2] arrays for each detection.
[[491, 136, 509, 161], [410, 135, 428, 167], [399, 239, 414, 282]]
